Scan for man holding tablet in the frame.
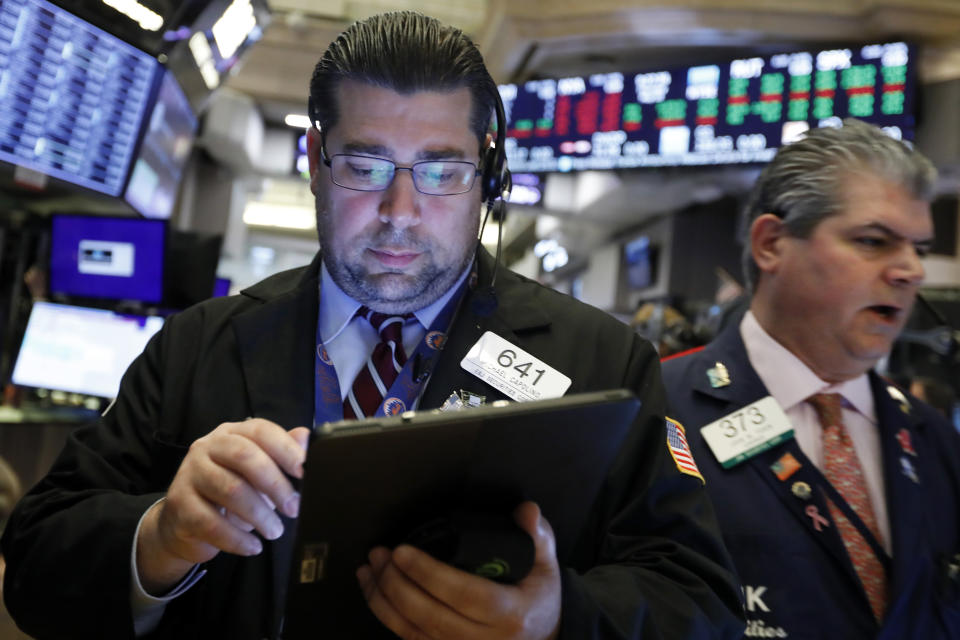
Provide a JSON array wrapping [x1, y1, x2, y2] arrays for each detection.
[[3, 12, 743, 640]]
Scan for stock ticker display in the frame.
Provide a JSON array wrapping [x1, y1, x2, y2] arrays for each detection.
[[0, 0, 158, 195], [500, 42, 916, 173]]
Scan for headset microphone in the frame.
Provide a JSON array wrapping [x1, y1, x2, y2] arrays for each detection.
[[472, 85, 511, 319], [473, 193, 509, 318]]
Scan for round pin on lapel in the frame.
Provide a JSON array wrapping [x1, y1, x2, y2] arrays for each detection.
[[791, 481, 812, 500]]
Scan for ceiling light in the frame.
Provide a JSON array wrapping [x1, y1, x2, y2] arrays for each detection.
[[102, 0, 163, 31], [243, 201, 316, 230], [189, 32, 220, 90], [284, 114, 312, 129], [213, 0, 257, 60]]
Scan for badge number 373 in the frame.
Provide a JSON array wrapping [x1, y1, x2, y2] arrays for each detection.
[[700, 396, 794, 468], [461, 331, 571, 402]]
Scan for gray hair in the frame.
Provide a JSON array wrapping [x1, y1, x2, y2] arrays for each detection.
[[741, 119, 937, 290], [308, 11, 499, 150]]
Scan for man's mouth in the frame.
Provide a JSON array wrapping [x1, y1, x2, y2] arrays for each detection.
[[368, 248, 421, 268], [866, 304, 902, 322]]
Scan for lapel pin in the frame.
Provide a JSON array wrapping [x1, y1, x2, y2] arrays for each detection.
[[459, 389, 486, 408], [805, 505, 830, 531], [900, 456, 920, 484], [707, 362, 731, 388], [887, 385, 911, 414], [440, 392, 465, 412], [896, 428, 917, 457], [770, 452, 802, 481], [791, 481, 812, 500]]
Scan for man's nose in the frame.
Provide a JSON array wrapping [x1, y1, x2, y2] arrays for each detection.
[[377, 169, 420, 229], [887, 244, 925, 288]]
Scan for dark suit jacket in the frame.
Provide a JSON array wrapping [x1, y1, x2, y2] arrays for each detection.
[[661, 323, 960, 639], [3, 250, 744, 639]]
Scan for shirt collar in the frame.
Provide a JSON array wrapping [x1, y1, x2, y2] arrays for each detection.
[[740, 310, 875, 423], [319, 260, 472, 344]]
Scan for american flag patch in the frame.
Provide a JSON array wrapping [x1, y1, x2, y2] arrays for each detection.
[[666, 418, 704, 484]]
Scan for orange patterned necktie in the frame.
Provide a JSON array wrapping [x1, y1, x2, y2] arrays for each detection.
[[808, 393, 888, 622]]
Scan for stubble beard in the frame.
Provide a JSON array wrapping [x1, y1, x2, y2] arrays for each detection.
[[317, 204, 474, 315]]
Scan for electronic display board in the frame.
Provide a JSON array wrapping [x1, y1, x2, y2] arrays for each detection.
[[0, 0, 159, 196], [124, 68, 198, 219], [500, 42, 916, 173]]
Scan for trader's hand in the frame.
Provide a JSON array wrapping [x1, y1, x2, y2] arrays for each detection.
[[137, 419, 310, 594], [358, 501, 561, 640]]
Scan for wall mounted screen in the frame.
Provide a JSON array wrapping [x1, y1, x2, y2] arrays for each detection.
[[12, 301, 163, 398], [124, 69, 198, 219], [500, 42, 915, 172], [50, 215, 166, 303], [0, 0, 159, 195]]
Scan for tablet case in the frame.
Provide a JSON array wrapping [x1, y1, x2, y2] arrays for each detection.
[[280, 388, 641, 639]]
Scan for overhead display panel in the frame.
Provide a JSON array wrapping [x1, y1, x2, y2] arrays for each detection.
[[0, 0, 158, 196], [124, 68, 198, 219], [500, 42, 915, 173]]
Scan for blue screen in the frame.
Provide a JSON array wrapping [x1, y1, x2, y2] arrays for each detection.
[[212, 277, 231, 297], [0, 0, 159, 196], [624, 236, 653, 289], [50, 215, 166, 303]]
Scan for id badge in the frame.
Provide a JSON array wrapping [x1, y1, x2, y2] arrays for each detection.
[[700, 396, 794, 468], [460, 331, 571, 402]]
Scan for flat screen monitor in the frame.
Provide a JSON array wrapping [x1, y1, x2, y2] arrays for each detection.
[[124, 69, 198, 219], [11, 301, 164, 399], [49, 215, 166, 303], [501, 41, 916, 172], [0, 0, 159, 196], [624, 236, 655, 289]]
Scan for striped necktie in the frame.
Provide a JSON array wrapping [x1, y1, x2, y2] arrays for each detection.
[[808, 392, 888, 622], [343, 307, 414, 420]]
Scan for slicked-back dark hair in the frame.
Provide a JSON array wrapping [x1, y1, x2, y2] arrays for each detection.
[[309, 11, 498, 151]]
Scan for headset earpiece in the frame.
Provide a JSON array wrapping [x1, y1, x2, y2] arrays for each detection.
[[480, 146, 505, 203]]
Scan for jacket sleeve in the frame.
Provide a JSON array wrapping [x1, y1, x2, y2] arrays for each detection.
[[558, 334, 745, 639], [1, 312, 192, 640]]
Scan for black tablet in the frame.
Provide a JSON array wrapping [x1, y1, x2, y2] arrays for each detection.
[[281, 388, 641, 639]]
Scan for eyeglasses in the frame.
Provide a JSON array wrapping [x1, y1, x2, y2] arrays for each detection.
[[322, 152, 480, 196]]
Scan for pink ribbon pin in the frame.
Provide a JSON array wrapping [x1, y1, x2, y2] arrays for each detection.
[[805, 505, 830, 531]]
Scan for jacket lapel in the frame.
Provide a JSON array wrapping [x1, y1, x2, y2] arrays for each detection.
[[747, 441, 867, 596], [232, 254, 321, 638], [872, 374, 928, 600], [232, 282, 317, 429]]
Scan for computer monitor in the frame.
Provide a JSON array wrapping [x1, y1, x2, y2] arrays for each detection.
[[624, 235, 657, 289], [11, 302, 164, 399], [124, 68, 198, 219], [49, 214, 166, 303], [0, 0, 159, 196]]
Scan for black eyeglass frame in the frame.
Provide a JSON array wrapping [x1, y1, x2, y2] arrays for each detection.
[[316, 128, 481, 197]]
